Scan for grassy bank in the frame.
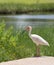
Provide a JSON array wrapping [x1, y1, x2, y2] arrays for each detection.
[[0, 3, 54, 14], [0, 0, 54, 4], [0, 0, 54, 14], [0, 22, 54, 62]]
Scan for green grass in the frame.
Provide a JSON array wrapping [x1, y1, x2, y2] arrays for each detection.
[[0, 3, 54, 14], [0, 0, 54, 4], [0, 0, 54, 14], [0, 22, 54, 62]]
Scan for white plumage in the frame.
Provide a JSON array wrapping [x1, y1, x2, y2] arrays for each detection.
[[25, 26, 49, 56], [30, 34, 49, 46]]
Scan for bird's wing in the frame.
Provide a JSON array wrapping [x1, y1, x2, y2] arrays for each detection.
[[30, 34, 49, 46]]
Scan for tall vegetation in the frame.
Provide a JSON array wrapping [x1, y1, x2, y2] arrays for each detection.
[[0, 22, 54, 62], [0, 22, 34, 62], [0, 0, 54, 14]]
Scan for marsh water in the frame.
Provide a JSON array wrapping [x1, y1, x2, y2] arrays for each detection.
[[0, 14, 54, 30]]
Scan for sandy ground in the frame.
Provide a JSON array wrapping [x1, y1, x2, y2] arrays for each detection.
[[0, 56, 54, 65]]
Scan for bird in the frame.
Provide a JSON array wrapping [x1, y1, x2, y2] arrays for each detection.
[[25, 26, 49, 57]]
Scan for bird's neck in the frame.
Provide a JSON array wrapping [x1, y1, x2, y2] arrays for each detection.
[[28, 29, 32, 37]]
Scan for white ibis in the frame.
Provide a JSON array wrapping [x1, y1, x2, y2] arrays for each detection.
[[25, 26, 49, 57]]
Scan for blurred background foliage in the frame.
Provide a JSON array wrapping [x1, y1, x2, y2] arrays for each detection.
[[0, 0, 54, 14]]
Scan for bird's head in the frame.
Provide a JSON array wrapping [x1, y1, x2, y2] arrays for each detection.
[[25, 26, 32, 31], [21, 26, 32, 35]]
